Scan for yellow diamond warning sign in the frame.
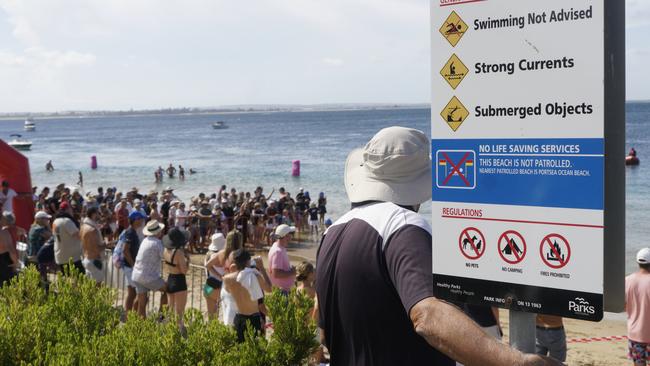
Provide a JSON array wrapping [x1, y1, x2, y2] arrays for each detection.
[[440, 96, 469, 132], [440, 54, 468, 89], [439, 11, 467, 47]]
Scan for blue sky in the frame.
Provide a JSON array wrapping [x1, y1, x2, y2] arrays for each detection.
[[0, 0, 647, 113]]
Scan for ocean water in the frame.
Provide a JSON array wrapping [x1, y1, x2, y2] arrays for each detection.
[[0, 105, 648, 273]]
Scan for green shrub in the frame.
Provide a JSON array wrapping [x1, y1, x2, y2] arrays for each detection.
[[0, 267, 317, 366]]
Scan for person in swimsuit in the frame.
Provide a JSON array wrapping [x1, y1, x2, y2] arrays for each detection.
[[163, 227, 189, 333], [178, 165, 185, 180], [203, 232, 227, 319], [0, 213, 18, 287]]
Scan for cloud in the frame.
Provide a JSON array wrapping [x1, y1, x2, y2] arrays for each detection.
[[322, 58, 344, 67], [627, 0, 650, 28], [0, 47, 95, 68]]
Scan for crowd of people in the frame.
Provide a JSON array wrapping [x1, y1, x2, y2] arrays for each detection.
[[0, 180, 327, 354], [28, 183, 327, 253]]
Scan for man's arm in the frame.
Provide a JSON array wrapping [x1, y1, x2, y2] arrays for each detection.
[[410, 298, 561, 366], [253, 259, 272, 293]]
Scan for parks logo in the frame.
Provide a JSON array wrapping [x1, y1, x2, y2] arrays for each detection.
[[568, 297, 595, 315]]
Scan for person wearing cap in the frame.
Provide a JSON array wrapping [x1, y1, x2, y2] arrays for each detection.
[[29, 211, 52, 258], [323, 218, 332, 229], [122, 211, 146, 313], [315, 127, 561, 366], [53, 201, 84, 275], [131, 199, 147, 218], [203, 232, 227, 319], [0, 213, 18, 286], [163, 227, 189, 333], [268, 224, 296, 293], [625, 248, 650, 365], [132, 220, 168, 318], [0, 180, 18, 214], [80, 207, 106, 284]]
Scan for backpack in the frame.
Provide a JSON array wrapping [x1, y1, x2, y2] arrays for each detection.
[[112, 231, 127, 269]]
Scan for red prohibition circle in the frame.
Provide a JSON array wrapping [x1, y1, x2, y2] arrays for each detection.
[[539, 233, 571, 269], [497, 230, 526, 265], [458, 227, 486, 260]]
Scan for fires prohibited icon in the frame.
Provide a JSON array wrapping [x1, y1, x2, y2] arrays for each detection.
[[540, 233, 571, 269]]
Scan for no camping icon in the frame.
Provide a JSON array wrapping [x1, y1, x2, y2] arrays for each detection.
[[540, 233, 571, 269], [458, 227, 486, 260], [498, 230, 526, 265]]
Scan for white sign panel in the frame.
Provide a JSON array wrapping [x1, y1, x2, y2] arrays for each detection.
[[431, 0, 604, 321]]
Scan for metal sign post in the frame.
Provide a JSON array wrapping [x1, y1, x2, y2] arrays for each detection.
[[430, 0, 624, 350]]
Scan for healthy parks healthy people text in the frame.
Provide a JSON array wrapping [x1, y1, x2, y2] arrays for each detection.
[[315, 127, 562, 365]]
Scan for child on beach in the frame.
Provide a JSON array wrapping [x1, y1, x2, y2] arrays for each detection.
[[307, 203, 319, 237]]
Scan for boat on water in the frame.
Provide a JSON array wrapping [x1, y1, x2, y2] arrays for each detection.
[[7, 134, 32, 151], [24, 118, 35, 131], [212, 121, 228, 129]]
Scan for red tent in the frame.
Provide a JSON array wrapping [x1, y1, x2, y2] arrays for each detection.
[[0, 139, 34, 231]]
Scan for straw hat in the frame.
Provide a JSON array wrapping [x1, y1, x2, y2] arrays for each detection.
[[344, 126, 431, 206], [143, 220, 165, 236]]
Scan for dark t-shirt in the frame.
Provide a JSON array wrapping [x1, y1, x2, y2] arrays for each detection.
[[316, 202, 453, 366], [199, 207, 212, 228], [122, 228, 140, 269], [307, 207, 319, 221], [161, 201, 171, 220]]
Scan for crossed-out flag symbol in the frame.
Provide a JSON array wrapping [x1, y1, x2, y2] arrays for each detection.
[[436, 150, 476, 189]]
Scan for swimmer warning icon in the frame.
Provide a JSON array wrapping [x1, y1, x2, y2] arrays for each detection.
[[440, 96, 469, 132], [439, 11, 468, 47], [440, 54, 468, 90]]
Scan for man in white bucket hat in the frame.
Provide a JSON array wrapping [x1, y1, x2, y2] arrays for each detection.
[[132, 219, 168, 318], [315, 127, 560, 366]]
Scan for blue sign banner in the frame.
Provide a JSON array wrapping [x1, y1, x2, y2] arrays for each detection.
[[432, 138, 604, 210]]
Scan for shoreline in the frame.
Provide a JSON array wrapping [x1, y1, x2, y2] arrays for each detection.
[[0, 104, 429, 122]]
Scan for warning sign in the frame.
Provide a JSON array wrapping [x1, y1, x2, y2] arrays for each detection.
[[440, 54, 468, 90], [439, 11, 467, 47], [459, 227, 486, 260], [436, 150, 476, 189], [440, 96, 469, 132], [540, 233, 571, 269], [498, 230, 526, 265]]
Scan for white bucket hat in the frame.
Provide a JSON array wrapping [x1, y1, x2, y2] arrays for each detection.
[[209, 233, 226, 252], [143, 220, 165, 236], [345, 126, 431, 206]]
